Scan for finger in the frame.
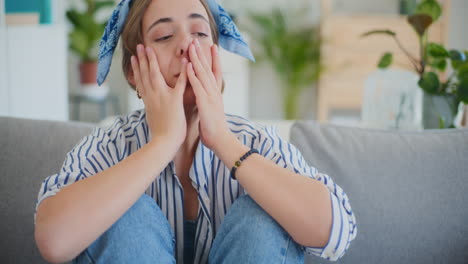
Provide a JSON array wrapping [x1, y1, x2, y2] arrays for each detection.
[[175, 58, 188, 95], [131, 55, 144, 97], [187, 62, 206, 98], [137, 44, 152, 92], [193, 40, 218, 93], [146, 46, 165, 89], [195, 39, 211, 71], [189, 42, 211, 90], [211, 44, 223, 89]]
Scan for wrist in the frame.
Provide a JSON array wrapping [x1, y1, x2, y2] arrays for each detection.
[[148, 135, 180, 157], [214, 133, 250, 169]]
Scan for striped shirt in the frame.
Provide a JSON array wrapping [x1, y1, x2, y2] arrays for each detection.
[[35, 109, 357, 263]]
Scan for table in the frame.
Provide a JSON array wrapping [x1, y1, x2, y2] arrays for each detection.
[[69, 94, 121, 121]]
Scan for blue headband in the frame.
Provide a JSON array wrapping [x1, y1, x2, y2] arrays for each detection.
[[97, 0, 255, 86]]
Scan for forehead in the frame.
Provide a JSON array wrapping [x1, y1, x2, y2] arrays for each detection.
[[143, 0, 209, 28]]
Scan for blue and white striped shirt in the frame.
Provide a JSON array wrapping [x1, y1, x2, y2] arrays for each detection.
[[36, 109, 357, 263]]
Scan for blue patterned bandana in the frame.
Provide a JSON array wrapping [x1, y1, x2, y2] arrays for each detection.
[[97, 0, 255, 86]]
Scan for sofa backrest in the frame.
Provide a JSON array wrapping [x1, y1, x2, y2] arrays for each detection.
[[0, 116, 95, 263], [290, 121, 468, 264]]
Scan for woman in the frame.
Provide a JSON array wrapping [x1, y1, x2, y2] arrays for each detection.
[[34, 0, 356, 263]]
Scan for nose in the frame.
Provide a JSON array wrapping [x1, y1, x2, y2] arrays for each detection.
[[177, 36, 193, 59]]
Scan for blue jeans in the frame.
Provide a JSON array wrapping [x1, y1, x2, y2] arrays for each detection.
[[73, 194, 304, 264]]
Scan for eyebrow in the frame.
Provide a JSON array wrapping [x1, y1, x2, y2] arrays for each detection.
[[146, 13, 209, 33]]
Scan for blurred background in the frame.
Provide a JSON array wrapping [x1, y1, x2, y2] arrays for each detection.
[[1, 0, 467, 129]]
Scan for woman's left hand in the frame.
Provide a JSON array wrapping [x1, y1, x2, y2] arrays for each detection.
[[187, 39, 233, 152]]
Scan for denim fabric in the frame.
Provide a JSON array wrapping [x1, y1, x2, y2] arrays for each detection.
[[208, 195, 304, 264], [72, 195, 176, 264], [73, 194, 304, 264]]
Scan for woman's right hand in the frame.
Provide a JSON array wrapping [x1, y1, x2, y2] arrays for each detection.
[[131, 44, 188, 150]]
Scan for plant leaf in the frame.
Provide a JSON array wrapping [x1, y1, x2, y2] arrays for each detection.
[[245, 8, 321, 119], [451, 51, 468, 69], [95, 0, 115, 12], [378, 53, 393, 69], [458, 79, 468, 104], [429, 57, 447, 71], [438, 115, 445, 128], [449, 49, 466, 62], [69, 29, 89, 60], [415, 0, 442, 22], [418, 72, 440, 94], [407, 14, 433, 37], [361, 30, 396, 38], [65, 9, 81, 27], [458, 65, 468, 82], [427, 42, 449, 58]]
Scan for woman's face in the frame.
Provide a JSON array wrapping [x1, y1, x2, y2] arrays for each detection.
[[142, 0, 214, 104]]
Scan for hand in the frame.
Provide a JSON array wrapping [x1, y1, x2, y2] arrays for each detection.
[[186, 39, 232, 152], [131, 44, 188, 150]]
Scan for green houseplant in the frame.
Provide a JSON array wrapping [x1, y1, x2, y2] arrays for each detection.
[[66, 0, 115, 85], [247, 8, 321, 120], [362, 0, 468, 128]]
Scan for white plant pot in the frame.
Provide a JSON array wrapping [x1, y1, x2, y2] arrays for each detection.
[[80, 83, 109, 100], [362, 69, 423, 130]]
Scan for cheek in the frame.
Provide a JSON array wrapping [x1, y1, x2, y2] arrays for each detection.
[[160, 60, 173, 85], [153, 50, 172, 83]]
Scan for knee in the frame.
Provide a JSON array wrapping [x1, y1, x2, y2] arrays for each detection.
[[74, 194, 176, 263], [230, 195, 271, 220], [226, 194, 284, 235], [123, 194, 164, 221], [106, 194, 174, 242]]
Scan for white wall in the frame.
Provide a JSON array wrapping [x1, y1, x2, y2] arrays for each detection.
[[448, 0, 468, 50], [0, 1, 68, 121]]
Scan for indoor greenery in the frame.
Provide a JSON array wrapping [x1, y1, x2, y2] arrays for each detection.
[[247, 8, 321, 120], [66, 0, 115, 62], [362, 0, 468, 128]]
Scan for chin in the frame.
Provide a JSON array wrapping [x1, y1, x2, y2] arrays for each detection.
[[182, 85, 197, 106]]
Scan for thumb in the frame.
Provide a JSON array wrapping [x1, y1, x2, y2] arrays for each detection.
[[175, 58, 188, 95]]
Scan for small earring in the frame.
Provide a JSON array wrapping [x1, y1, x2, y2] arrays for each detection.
[[136, 88, 142, 99]]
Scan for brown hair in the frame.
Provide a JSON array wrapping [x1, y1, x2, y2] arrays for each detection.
[[121, 0, 220, 91]]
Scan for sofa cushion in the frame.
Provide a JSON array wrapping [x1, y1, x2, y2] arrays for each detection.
[[0, 116, 95, 263], [290, 121, 468, 264]]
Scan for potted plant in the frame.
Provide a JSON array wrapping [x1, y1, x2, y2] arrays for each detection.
[[362, 0, 468, 128], [66, 0, 115, 98], [246, 8, 321, 120]]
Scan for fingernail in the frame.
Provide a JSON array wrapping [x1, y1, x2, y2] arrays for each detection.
[[195, 39, 200, 47], [137, 44, 143, 53], [214, 44, 218, 53], [146, 47, 151, 54], [182, 58, 188, 64]]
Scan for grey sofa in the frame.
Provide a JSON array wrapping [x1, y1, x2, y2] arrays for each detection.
[[1, 115, 468, 264]]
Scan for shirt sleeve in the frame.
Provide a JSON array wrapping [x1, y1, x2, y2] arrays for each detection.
[[256, 125, 357, 261], [35, 123, 126, 222]]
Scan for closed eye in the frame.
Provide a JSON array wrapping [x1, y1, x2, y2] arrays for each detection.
[[195, 32, 208, 38], [155, 35, 172, 42]]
